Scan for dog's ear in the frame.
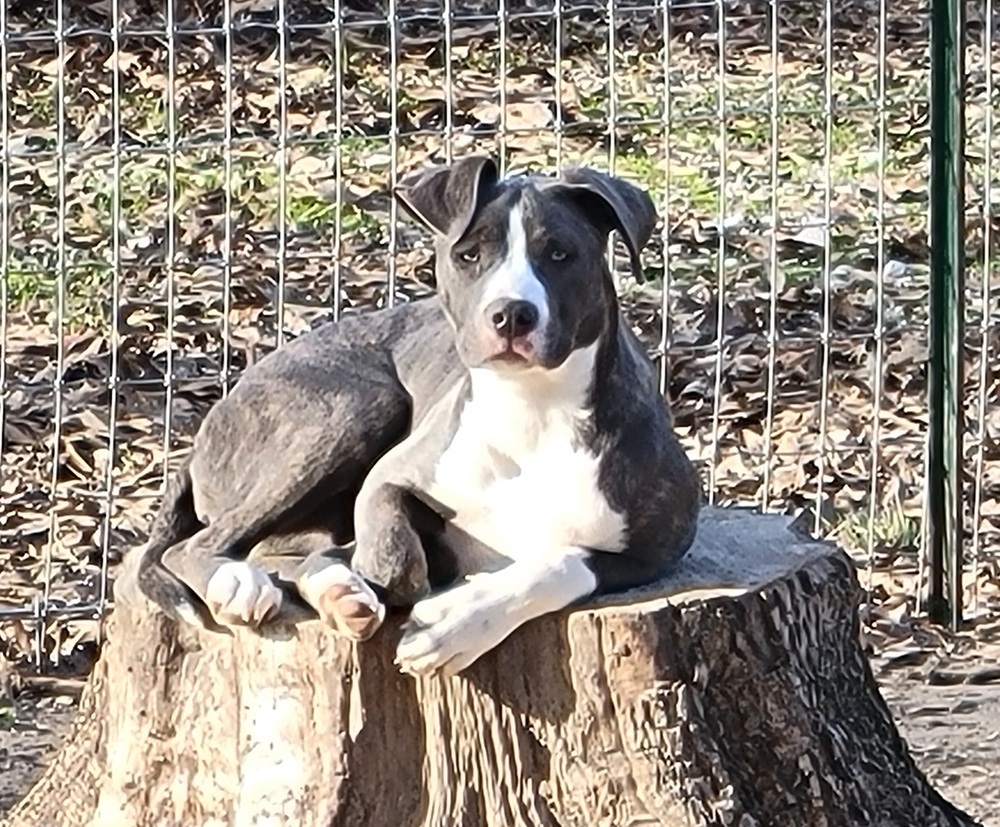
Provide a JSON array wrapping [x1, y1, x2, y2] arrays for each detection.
[[556, 167, 658, 282], [394, 156, 499, 240]]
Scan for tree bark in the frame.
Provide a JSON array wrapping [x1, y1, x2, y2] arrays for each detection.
[[4, 508, 981, 827]]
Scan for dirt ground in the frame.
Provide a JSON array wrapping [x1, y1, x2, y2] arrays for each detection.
[[0, 695, 75, 819], [881, 680, 1000, 824], [2, 664, 998, 825]]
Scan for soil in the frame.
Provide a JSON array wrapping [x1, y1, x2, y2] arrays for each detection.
[[0, 696, 76, 819], [882, 681, 1000, 824], [1, 670, 998, 825]]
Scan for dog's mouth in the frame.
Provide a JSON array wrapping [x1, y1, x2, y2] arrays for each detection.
[[487, 349, 529, 365], [484, 339, 538, 369]]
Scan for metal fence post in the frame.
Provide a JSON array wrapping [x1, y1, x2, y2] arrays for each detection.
[[927, 0, 966, 629]]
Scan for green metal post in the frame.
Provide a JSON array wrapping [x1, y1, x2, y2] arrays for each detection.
[[928, 0, 965, 629]]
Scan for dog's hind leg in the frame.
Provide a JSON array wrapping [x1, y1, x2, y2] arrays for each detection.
[[156, 380, 414, 630], [290, 547, 386, 641], [245, 522, 386, 642], [156, 462, 353, 628], [126, 456, 219, 627]]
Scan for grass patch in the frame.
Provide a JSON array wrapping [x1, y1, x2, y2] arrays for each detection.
[[4, 262, 115, 329], [0, 707, 14, 729], [832, 501, 922, 556], [1, 7, 986, 331]]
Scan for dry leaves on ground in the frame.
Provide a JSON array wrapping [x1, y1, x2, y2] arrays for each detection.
[[2, 0, 1000, 672]]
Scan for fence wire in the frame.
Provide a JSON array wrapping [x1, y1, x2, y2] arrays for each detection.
[[0, 0, 998, 675]]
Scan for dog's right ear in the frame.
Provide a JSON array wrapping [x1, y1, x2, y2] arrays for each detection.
[[394, 155, 499, 240]]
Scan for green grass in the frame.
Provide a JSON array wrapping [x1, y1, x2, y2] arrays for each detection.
[[2, 14, 993, 332], [832, 501, 922, 556], [2, 125, 405, 325], [4, 262, 116, 329]]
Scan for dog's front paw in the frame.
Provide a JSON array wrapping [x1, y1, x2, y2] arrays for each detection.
[[205, 561, 283, 628], [298, 563, 385, 641], [395, 583, 510, 677]]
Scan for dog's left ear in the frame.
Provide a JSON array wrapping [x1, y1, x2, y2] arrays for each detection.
[[394, 155, 499, 240], [557, 167, 658, 283]]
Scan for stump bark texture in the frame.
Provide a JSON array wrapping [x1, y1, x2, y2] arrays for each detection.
[[4, 508, 982, 827]]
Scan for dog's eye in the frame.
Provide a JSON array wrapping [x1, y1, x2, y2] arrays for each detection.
[[456, 247, 480, 264], [550, 247, 569, 262]]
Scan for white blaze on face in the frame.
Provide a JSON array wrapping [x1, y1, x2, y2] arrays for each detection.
[[477, 203, 551, 351]]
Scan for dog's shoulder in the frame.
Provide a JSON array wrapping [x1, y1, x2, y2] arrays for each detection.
[[589, 329, 702, 565]]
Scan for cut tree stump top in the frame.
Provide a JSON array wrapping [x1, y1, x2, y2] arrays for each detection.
[[588, 505, 827, 608], [5, 507, 983, 827]]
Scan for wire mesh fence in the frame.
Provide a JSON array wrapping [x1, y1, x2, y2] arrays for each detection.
[[0, 0, 997, 676]]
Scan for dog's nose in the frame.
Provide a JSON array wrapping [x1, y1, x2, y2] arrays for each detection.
[[486, 299, 539, 339]]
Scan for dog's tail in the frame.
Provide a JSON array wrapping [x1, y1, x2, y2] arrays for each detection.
[[120, 456, 214, 627]]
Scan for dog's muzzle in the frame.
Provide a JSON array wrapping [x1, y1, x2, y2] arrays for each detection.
[[483, 298, 541, 364]]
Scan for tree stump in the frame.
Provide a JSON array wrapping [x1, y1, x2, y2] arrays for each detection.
[[4, 508, 981, 827]]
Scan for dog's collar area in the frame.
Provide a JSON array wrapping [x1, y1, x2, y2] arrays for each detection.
[[468, 340, 599, 415]]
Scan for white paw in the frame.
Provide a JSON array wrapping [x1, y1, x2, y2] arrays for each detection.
[[394, 582, 513, 677], [205, 561, 283, 628], [298, 563, 385, 641]]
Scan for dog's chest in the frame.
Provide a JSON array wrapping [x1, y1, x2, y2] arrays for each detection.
[[428, 394, 627, 559]]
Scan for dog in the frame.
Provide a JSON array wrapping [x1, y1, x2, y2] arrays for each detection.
[[132, 155, 702, 677]]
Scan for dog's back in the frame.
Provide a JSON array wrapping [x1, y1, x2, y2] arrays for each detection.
[[130, 297, 457, 624]]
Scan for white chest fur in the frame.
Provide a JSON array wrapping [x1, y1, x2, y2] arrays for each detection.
[[427, 344, 627, 561]]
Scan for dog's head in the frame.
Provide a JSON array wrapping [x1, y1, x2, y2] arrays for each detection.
[[394, 156, 656, 376]]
